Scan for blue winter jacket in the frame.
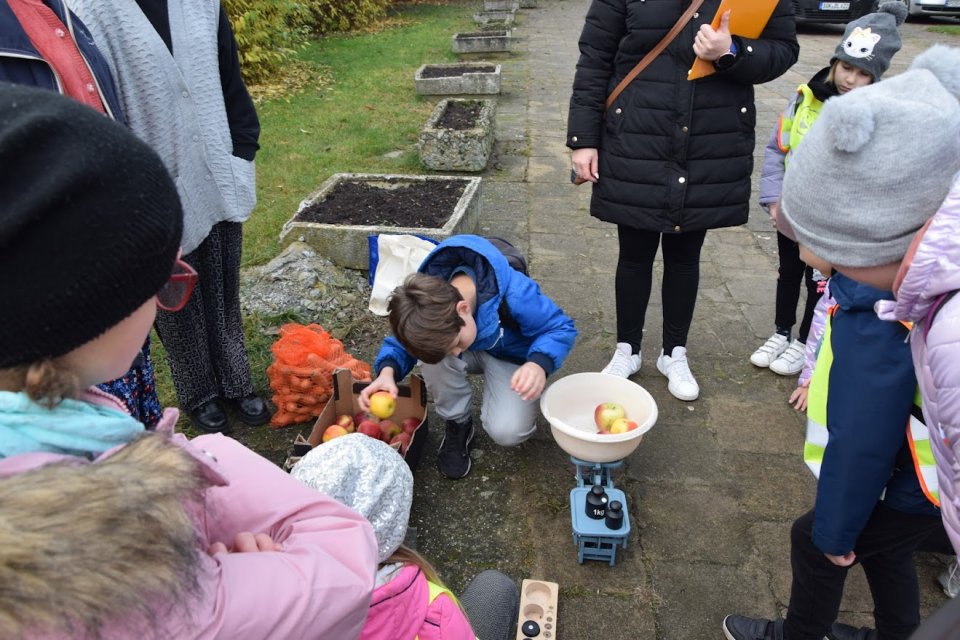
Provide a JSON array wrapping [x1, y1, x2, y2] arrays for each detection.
[[374, 235, 577, 380], [0, 0, 124, 121], [813, 273, 940, 556]]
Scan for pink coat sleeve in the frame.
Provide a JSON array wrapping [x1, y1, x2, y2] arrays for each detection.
[[187, 434, 377, 640]]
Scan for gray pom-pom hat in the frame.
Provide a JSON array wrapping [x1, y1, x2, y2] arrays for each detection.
[[291, 434, 413, 563], [833, 2, 907, 81], [781, 45, 960, 269]]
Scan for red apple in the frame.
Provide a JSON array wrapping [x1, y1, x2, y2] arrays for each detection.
[[322, 424, 349, 443], [594, 402, 626, 432], [379, 419, 401, 442], [334, 414, 355, 433], [357, 419, 382, 440], [355, 411, 370, 426], [390, 432, 412, 454], [401, 416, 421, 435], [369, 391, 396, 419], [608, 417, 638, 434]]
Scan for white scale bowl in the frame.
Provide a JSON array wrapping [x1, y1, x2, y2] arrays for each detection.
[[540, 372, 657, 463]]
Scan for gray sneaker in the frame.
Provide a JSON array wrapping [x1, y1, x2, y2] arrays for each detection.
[[937, 559, 960, 598], [722, 615, 783, 640]]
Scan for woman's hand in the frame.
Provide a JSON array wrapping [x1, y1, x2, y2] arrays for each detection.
[[571, 148, 599, 184], [692, 11, 733, 61], [359, 368, 398, 412]]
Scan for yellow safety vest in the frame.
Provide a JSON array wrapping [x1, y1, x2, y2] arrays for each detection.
[[414, 581, 479, 640], [777, 84, 824, 165], [804, 307, 940, 507]]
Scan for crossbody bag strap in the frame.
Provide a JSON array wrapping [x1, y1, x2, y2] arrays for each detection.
[[604, 0, 706, 113]]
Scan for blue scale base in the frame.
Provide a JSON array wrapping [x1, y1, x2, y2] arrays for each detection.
[[570, 486, 631, 566]]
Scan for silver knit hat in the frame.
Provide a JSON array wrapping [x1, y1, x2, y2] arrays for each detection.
[[832, 2, 906, 81], [291, 434, 413, 563], [781, 45, 960, 268]]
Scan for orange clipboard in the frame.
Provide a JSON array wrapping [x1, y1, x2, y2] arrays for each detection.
[[687, 0, 778, 81]]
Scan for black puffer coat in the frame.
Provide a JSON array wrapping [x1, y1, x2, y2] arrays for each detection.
[[567, 0, 798, 233]]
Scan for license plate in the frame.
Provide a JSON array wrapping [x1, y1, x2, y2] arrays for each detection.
[[819, 2, 850, 9]]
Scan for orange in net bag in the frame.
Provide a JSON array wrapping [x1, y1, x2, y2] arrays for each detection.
[[267, 323, 372, 428]]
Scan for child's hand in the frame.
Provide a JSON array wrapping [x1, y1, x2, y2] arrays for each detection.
[[789, 382, 809, 412], [208, 531, 283, 556], [824, 551, 856, 567], [768, 201, 780, 226], [359, 368, 398, 412], [511, 362, 547, 401]]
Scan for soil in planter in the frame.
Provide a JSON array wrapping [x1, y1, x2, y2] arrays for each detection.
[[296, 179, 467, 227], [457, 31, 507, 38], [437, 101, 483, 130], [420, 64, 496, 79]]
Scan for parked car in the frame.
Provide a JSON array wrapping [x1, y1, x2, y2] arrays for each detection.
[[903, 0, 960, 19], [791, 0, 876, 23]]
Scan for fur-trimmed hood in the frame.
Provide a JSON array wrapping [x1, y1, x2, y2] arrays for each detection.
[[0, 433, 210, 638]]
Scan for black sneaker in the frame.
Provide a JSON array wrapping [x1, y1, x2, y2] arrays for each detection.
[[437, 417, 474, 479], [189, 399, 230, 434], [722, 615, 784, 640], [829, 622, 876, 640]]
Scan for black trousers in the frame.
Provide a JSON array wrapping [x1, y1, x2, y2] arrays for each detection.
[[785, 505, 944, 640], [775, 231, 822, 344], [154, 221, 254, 412], [614, 226, 707, 354]]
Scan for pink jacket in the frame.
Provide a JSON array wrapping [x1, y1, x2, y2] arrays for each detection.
[[360, 564, 476, 640], [877, 175, 960, 555], [0, 405, 378, 639]]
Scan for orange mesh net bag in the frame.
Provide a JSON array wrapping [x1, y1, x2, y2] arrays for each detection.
[[267, 323, 372, 428]]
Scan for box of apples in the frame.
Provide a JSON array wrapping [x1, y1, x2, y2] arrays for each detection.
[[284, 368, 428, 471]]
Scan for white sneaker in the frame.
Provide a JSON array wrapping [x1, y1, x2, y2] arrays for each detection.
[[601, 342, 641, 378], [657, 346, 699, 401], [938, 559, 960, 598], [770, 339, 805, 376], [750, 333, 789, 368]]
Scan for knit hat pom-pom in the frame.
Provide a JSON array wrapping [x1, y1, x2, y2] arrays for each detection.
[[909, 44, 960, 99], [825, 98, 876, 153], [877, 1, 907, 26]]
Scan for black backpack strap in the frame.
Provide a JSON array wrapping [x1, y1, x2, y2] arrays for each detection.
[[923, 290, 958, 341]]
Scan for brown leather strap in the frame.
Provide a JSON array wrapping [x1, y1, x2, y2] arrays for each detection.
[[604, 0, 705, 113]]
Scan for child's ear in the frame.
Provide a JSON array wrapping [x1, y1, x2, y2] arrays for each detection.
[[456, 300, 471, 316]]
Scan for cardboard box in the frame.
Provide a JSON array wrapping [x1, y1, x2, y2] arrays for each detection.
[[285, 368, 429, 471]]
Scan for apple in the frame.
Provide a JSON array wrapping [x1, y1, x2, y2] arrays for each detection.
[[322, 424, 349, 443], [401, 416, 421, 435], [334, 414, 355, 433], [379, 419, 401, 442], [390, 432, 412, 454], [368, 391, 396, 419], [608, 417, 639, 434], [355, 411, 370, 426], [357, 419, 382, 440], [594, 402, 626, 432]]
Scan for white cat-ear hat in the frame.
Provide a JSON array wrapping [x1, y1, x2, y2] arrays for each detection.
[[781, 45, 960, 269], [832, 1, 906, 81]]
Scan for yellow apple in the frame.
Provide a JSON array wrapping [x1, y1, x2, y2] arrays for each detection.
[[608, 417, 638, 434], [369, 391, 396, 419]]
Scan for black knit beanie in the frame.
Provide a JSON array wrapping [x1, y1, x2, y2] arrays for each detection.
[[0, 84, 183, 368]]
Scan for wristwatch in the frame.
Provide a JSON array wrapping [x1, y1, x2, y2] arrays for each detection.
[[714, 40, 739, 71]]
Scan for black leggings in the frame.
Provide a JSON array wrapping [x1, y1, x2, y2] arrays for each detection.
[[615, 226, 707, 355], [776, 231, 822, 344]]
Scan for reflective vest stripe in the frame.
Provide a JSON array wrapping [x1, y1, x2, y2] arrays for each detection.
[[777, 84, 824, 165], [803, 307, 939, 507]]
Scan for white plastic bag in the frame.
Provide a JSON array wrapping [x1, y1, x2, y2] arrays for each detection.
[[368, 234, 437, 316]]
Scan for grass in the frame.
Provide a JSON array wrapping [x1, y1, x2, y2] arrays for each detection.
[[926, 25, 960, 35], [243, 1, 477, 267], [153, 2, 478, 443]]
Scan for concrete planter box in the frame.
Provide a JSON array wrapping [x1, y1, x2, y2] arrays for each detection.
[[414, 63, 501, 96], [452, 30, 516, 54], [484, 0, 518, 10], [519, 0, 537, 7], [419, 99, 496, 172], [280, 174, 482, 270], [473, 9, 515, 25]]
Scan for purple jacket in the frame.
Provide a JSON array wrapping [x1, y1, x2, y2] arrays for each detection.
[[877, 175, 960, 555]]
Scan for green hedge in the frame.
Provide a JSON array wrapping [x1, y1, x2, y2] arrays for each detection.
[[224, 0, 396, 84]]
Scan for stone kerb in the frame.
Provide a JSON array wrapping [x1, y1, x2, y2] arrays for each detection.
[[473, 9, 516, 25], [414, 63, 502, 96], [484, 0, 519, 10], [451, 30, 516, 54], [279, 174, 482, 270], [419, 99, 497, 172]]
